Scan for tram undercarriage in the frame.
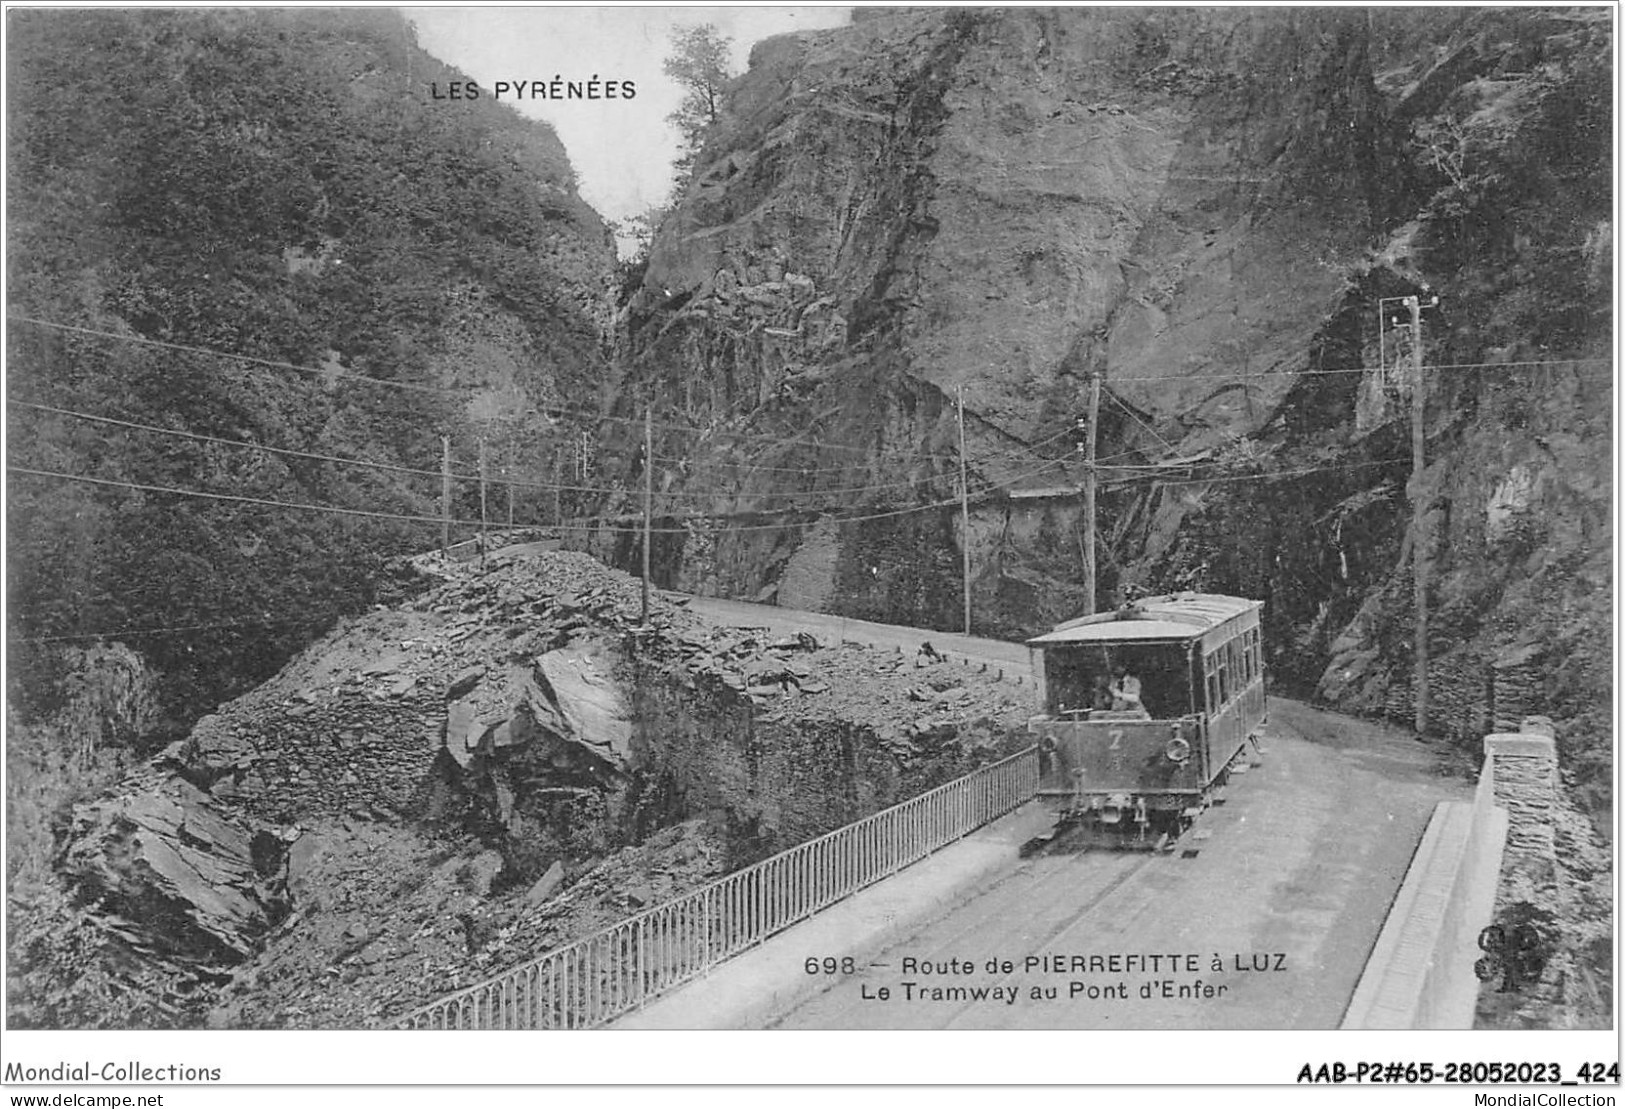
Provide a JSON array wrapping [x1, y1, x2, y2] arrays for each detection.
[[1021, 738, 1263, 857]]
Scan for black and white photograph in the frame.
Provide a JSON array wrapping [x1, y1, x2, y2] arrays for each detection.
[[2, 0, 1615, 1093]]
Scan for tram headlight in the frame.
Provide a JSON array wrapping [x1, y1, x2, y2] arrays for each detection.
[[1164, 736, 1191, 764]]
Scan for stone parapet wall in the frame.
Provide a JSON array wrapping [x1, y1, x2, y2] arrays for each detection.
[[1484, 723, 1557, 881], [1490, 655, 1544, 732]]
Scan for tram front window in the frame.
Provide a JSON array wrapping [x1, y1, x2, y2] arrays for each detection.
[[1045, 644, 1190, 719], [1045, 647, 1107, 716]]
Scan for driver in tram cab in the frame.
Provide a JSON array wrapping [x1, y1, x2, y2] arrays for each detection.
[[1110, 667, 1147, 716], [1089, 672, 1114, 712]]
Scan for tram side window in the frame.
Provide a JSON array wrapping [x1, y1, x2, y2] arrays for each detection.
[[1045, 647, 1105, 715]]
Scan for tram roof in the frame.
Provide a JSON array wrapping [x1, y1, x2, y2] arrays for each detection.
[[1027, 593, 1261, 646]]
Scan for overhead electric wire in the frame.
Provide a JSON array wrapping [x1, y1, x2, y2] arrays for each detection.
[[9, 466, 499, 528], [1102, 386, 1179, 455], [13, 617, 326, 645], [8, 431, 1095, 540], [1097, 356, 1613, 381], [7, 463, 966, 535], [13, 314, 1609, 487], [650, 416, 1130, 476], [9, 454, 1411, 647], [14, 378, 1520, 521], [9, 314, 958, 460], [12, 315, 1606, 534], [12, 313, 1611, 388], [14, 263, 1606, 657], [1105, 456, 1407, 488], [16, 399, 1021, 502], [17, 392, 1220, 498], [16, 399, 651, 498], [15, 400, 477, 483], [8, 315, 454, 396]]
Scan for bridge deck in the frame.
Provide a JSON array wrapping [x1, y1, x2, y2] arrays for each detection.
[[615, 698, 1472, 1030], [681, 596, 1031, 669], [612, 803, 1057, 1030]]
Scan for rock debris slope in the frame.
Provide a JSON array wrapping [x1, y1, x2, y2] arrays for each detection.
[[32, 547, 1031, 1027]]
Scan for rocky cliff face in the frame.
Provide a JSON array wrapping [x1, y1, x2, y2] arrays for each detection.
[[617, 7, 1396, 618], [611, 7, 1610, 817]]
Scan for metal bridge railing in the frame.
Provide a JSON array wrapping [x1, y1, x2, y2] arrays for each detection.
[[395, 745, 1039, 1029]]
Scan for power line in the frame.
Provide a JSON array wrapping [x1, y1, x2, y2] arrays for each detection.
[[15, 313, 1607, 475], [9, 362, 1122, 498], [5, 462, 971, 534], [1102, 386, 1179, 455], [14, 313, 1610, 390], [611, 450, 1094, 528], [7, 315, 920, 459], [14, 386, 1530, 519], [12, 617, 326, 645], [983, 456, 1412, 497], [13, 319, 1604, 531], [9, 465, 493, 528], [9, 433, 1093, 538], [651, 420, 1140, 477], [1109, 456, 1406, 488], [9, 451, 1424, 553], [16, 399, 1015, 502], [8, 315, 454, 396], [8, 464, 689, 533], [15, 400, 472, 483], [5, 464, 962, 535], [1100, 356, 1612, 381], [8, 458, 1415, 647]]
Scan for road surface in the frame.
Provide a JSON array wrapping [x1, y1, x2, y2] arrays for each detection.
[[681, 595, 1031, 671], [763, 698, 1471, 1029]]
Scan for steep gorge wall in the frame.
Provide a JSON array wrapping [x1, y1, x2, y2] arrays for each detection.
[[611, 8, 1610, 821], [612, 7, 1399, 627]]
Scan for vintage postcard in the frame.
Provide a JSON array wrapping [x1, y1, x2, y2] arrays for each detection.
[[3, 2, 1614, 1094]]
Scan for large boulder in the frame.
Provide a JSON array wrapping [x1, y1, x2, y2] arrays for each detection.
[[59, 771, 288, 970]]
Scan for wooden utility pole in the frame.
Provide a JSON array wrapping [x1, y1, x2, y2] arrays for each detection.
[[506, 443, 515, 528], [957, 384, 972, 636], [478, 437, 489, 570], [641, 407, 653, 625], [440, 435, 452, 557], [1081, 371, 1101, 616], [553, 442, 563, 525], [1408, 295, 1428, 735]]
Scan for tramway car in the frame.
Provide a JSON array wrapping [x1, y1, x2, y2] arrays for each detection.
[[1026, 593, 1267, 846]]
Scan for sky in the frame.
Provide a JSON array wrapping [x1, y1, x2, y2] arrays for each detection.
[[404, 6, 854, 252]]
